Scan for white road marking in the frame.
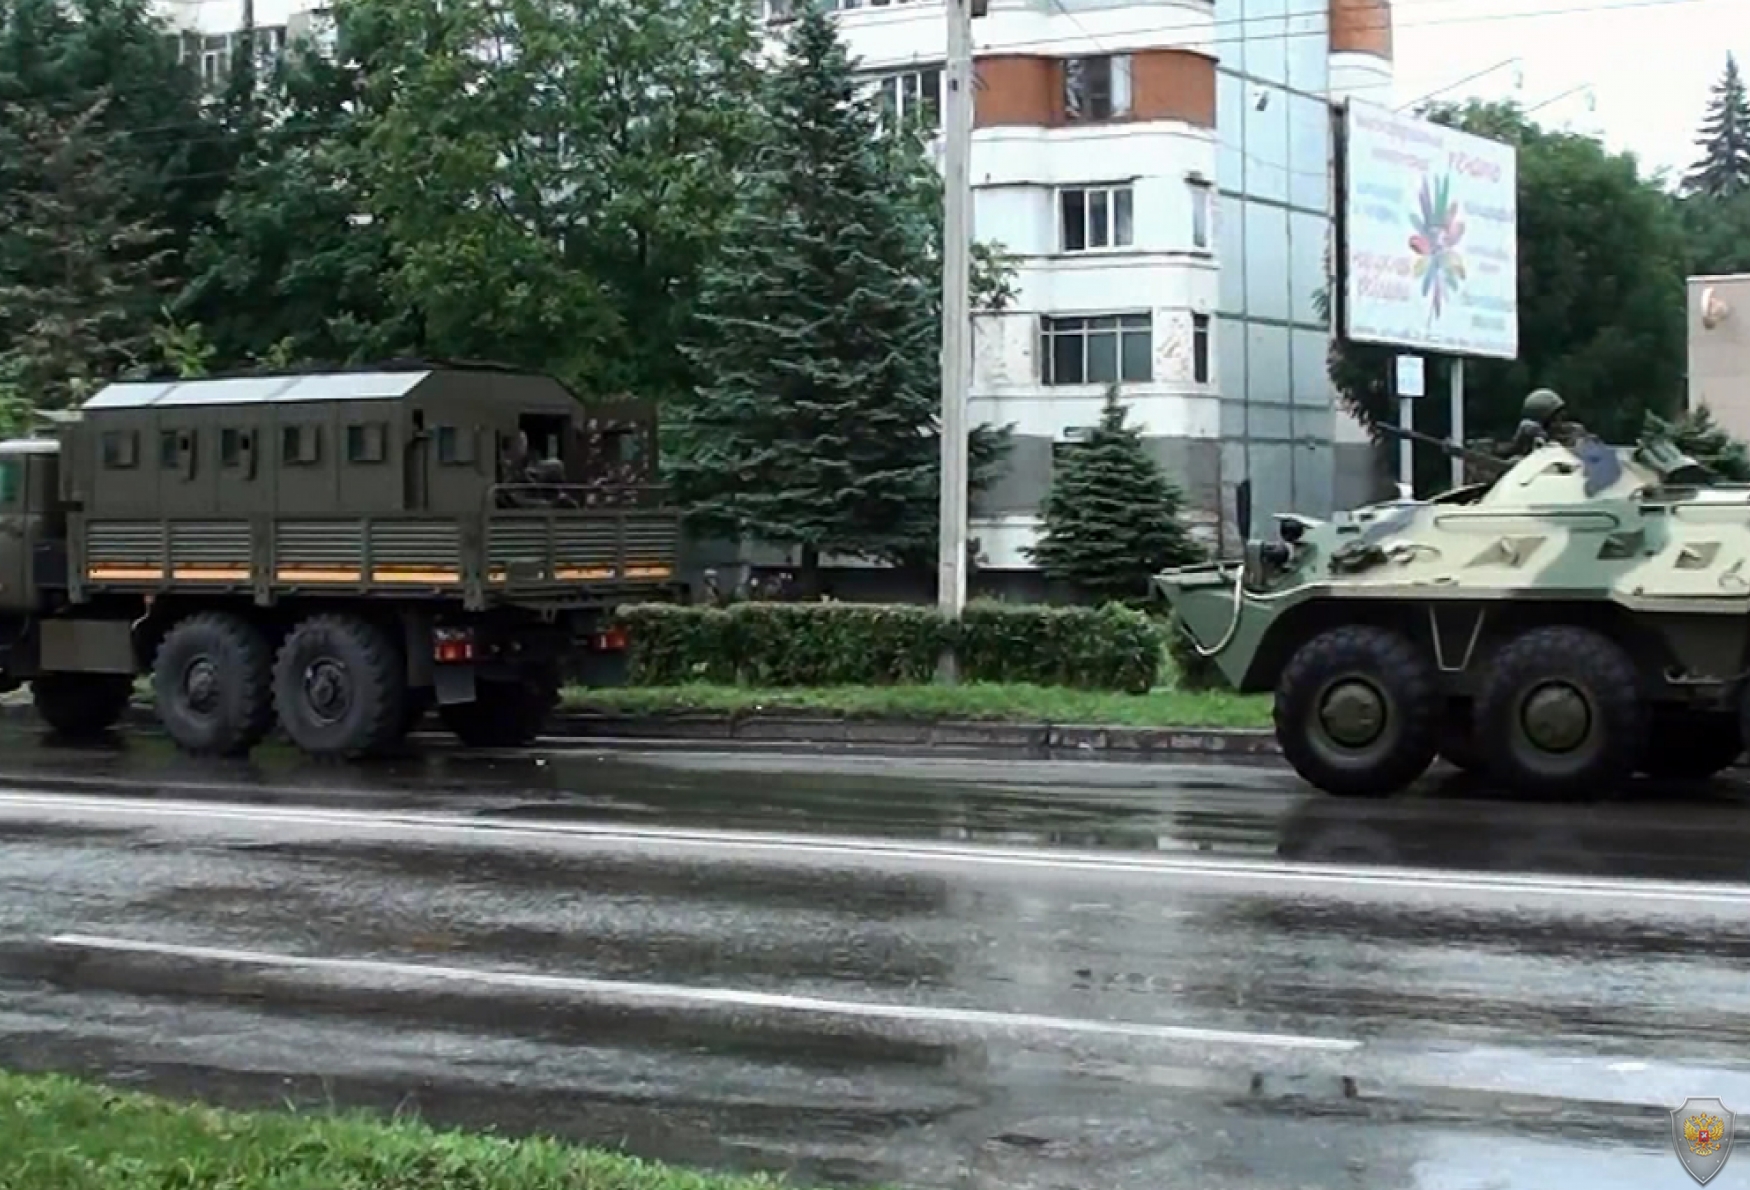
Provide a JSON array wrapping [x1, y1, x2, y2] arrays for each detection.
[[1, 789, 1749, 906], [45, 932, 1359, 1053]]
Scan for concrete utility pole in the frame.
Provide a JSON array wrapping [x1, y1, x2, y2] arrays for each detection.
[[936, 0, 975, 676]]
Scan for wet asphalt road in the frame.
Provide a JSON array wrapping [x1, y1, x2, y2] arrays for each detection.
[[0, 729, 1747, 1188]]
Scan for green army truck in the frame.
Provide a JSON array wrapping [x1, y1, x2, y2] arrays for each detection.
[[0, 361, 684, 760]]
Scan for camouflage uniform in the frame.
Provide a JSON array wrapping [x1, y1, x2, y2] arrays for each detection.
[[1507, 388, 1589, 457]]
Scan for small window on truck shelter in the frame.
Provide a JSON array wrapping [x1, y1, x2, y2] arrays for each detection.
[[435, 425, 476, 466], [281, 424, 321, 465], [0, 458, 19, 507], [346, 422, 388, 464], [100, 431, 138, 469]]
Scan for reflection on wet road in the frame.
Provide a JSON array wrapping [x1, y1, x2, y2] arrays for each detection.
[[0, 728, 1747, 1188]]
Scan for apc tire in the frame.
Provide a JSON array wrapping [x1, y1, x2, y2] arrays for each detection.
[[1639, 713, 1742, 781], [151, 612, 275, 757], [273, 614, 405, 761], [1273, 625, 1440, 798], [33, 673, 134, 739], [1475, 625, 1646, 800], [439, 673, 559, 749]]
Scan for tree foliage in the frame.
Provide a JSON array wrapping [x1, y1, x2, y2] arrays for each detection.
[[1027, 386, 1205, 604], [665, 4, 1012, 587], [1329, 100, 1687, 492], [1686, 53, 1750, 200]]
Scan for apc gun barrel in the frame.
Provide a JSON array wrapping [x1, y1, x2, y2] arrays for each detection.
[[1373, 421, 1509, 472]]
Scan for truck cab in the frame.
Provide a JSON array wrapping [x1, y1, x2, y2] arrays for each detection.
[[0, 437, 64, 617]]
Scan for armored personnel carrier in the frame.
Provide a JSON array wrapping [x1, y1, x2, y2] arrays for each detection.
[[1155, 428, 1745, 799]]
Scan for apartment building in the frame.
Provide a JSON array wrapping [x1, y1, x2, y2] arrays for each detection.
[[152, 0, 1396, 591]]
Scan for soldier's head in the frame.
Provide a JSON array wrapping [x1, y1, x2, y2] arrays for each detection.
[[1522, 388, 1566, 426]]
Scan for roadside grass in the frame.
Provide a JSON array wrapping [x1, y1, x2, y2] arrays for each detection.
[[560, 681, 1273, 730], [0, 1069, 796, 1190]]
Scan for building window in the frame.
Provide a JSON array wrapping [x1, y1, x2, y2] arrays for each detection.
[[0, 458, 19, 507], [1041, 313, 1153, 385], [1060, 184, 1134, 252], [1192, 314, 1210, 383], [1064, 55, 1133, 123], [873, 66, 943, 134], [1188, 180, 1211, 249]]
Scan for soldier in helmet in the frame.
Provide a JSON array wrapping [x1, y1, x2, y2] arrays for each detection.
[[1507, 387, 1589, 456]]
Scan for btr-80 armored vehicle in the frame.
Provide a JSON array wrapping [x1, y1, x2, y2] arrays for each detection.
[[1155, 430, 1744, 799]]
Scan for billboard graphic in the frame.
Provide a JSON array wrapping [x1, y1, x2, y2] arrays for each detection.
[[1341, 99, 1519, 360]]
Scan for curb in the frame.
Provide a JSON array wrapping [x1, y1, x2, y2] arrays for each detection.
[[0, 699, 1286, 762]]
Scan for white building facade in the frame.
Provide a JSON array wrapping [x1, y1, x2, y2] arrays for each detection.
[[153, 0, 1395, 591]]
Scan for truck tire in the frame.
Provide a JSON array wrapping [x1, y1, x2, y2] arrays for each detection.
[[151, 612, 275, 757], [33, 673, 134, 739], [1638, 713, 1742, 782], [1273, 625, 1440, 798], [439, 673, 559, 748], [1475, 625, 1647, 800], [273, 614, 406, 761]]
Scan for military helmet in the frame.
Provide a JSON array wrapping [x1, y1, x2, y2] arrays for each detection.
[[1523, 388, 1565, 422]]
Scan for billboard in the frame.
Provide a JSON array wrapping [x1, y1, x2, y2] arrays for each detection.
[[1340, 99, 1519, 360]]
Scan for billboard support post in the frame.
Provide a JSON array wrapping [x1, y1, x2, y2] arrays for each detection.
[[1451, 357, 1466, 488]]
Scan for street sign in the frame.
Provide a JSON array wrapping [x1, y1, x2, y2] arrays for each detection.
[[1395, 355, 1426, 399]]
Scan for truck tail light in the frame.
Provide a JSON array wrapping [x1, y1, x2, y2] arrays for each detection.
[[593, 627, 627, 652], [433, 627, 475, 664]]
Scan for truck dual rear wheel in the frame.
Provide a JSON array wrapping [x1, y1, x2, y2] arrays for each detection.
[[1273, 625, 1440, 798], [273, 614, 406, 761], [152, 612, 275, 757], [1474, 625, 1646, 800], [33, 673, 134, 739], [439, 673, 559, 748]]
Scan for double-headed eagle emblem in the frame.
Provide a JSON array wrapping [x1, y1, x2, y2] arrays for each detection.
[[1686, 1112, 1726, 1157], [1672, 1097, 1736, 1184]]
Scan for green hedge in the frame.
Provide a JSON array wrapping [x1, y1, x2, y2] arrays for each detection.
[[614, 601, 1164, 694]]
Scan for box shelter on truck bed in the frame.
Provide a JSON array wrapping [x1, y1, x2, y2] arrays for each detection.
[[0, 361, 686, 762], [69, 363, 681, 606]]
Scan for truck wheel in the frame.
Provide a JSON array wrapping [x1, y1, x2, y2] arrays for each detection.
[[152, 612, 275, 757], [439, 674, 559, 748], [273, 614, 405, 761], [1638, 713, 1742, 781], [33, 673, 134, 739], [1273, 625, 1440, 798], [1475, 625, 1646, 799]]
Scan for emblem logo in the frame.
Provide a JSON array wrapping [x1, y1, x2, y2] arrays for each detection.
[[1672, 1097, 1737, 1184]]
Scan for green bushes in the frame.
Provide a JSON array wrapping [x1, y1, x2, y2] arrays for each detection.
[[614, 601, 1165, 694]]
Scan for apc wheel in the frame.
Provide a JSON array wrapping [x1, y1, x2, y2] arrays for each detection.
[[1639, 713, 1742, 781], [273, 615, 405, 761], [152, 612, 275, 757], [439, 673, 559, 749], [1273, 625, 1440, 798], [33, 673, 134, 739], [1475, 625, 1647, 799]]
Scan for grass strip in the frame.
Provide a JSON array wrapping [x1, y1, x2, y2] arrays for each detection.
[[559, 681, 1272, 730], [0, 1069, 795, 1190]]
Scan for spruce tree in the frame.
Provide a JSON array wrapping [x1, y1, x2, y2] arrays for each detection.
[[667, 3, 1008, 592], [1644, 404, 1750, 480], [1027, 386, 1206, 604], [1686, 53, 1750, 199]]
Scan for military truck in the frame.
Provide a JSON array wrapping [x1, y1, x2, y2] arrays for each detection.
[[0, 361, 683, 760], [1154, 431, 1747, 800]]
